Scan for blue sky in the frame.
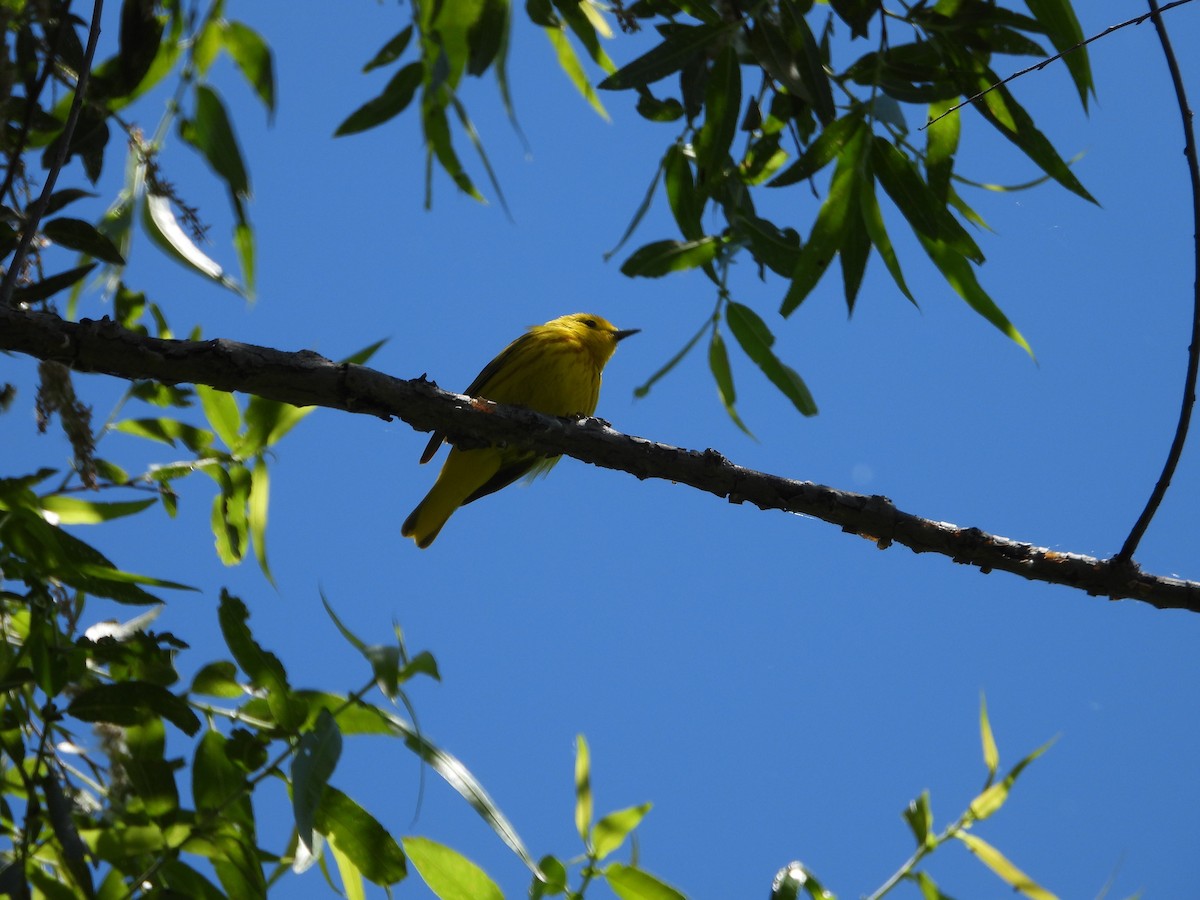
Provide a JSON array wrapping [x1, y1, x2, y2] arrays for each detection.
[[6, 2, 1200, 897]]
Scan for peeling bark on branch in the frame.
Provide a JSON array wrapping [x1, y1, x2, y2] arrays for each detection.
[[3, 305, 1197, 612]]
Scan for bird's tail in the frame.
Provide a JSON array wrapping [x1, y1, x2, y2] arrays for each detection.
[[401, 491, 454, 549]]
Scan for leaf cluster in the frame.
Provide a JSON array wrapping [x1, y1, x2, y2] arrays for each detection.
[[340, 0, 1094, 428]]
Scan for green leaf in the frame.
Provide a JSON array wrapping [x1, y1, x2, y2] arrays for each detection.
[[364, 26, 414, 72], [39, 495, 156, 524], [197, 385, 242, 449], [404, 837, 501, 900], [636, 91, 684, 122], [42, 217, 125, 264], [592, 803, 651, 860], [112, 417, 213, 451], [45, 188, 99, 216], [330, 842, 368, 900], [664, 143, 702, 241], [839, 184, 871, 312], [969, 733, 1057, 821], [545, 26, 609, 121], [871, 137, 983, 262], [727, 302, 818, 416], [858, 175, 915, 304], [0, 509, 193, 604], [598, 22, 734, 91], [781, 131, 863, 313], [11, 263, 97, 304], [293, 709, 343, 855], [621, 236, 722, 277], [694, 45, 740, 177], [912, 870, 944, 900], [780, 0, 835, 123], [1024, 0, 1091, 108], [247, 457, 272, 584], [535, 855, 569, 896], [180, 85, 250, 200], [769, 111, 864, 188], [918, 234, 1033, 357], [746, 18, 829, 121], [970, 75, 1095, 204], [468, 0, 509, 75], [709, 329, 754, 436], [222, 21, 276, 115], [575, 734, 592, 842], [234, 220, 255, 299], [193, 730, 250, 826], [315, 786, 407, 886], [980, 692, 1000, 779], [336, 62, 424, 136], [423, 98, 485, 203], [903, 790, 934, 848], [190, 661, 243, 698], [605, 863, 686, 900], [218, 590, 302, 730], [829, 0, 874, 37], [240, 397, 313, 455], [320, 593, 408, 698], [68, 681, 201, 735], [955, 832, 1056, 900], [925, 98, 960, 202]]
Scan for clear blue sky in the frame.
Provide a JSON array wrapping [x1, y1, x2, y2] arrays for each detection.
[[6, 2, 1200, 897]]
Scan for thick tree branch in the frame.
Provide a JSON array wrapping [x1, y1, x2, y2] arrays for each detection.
[[2, 305, 1197, 613]]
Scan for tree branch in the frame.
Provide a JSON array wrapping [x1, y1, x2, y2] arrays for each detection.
[[1115, 0, 1200, 563], [2, 305, 1197, 613]]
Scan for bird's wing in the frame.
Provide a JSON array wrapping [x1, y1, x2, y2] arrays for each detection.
[[460, 454, 539, 505], [417, 331, 536, 464]]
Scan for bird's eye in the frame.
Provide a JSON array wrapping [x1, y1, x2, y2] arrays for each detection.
[[582, 318, 598, 329]]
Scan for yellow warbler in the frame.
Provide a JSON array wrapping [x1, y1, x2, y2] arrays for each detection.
[[402, 313, 639, 548]]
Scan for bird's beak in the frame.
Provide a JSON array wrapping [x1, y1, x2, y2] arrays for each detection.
[[614, 328, 640, 342]]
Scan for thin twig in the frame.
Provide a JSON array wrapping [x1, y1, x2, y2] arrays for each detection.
[[923, 0, 1196, 130], [0, 0, 105, 305], [1115, 1, 1200, 563]]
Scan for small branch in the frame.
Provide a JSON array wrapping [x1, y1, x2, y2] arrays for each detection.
[[1115, 0, 1200, 563], [0, 0, 104, 305], [923, 0, 1196, 130], [2, 306, 1198, 612]]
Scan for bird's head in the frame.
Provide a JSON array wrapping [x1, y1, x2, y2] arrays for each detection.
[[543, 313, 639, 368]]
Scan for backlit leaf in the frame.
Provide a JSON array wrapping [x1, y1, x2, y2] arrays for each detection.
[[404, 837, 501, 900]]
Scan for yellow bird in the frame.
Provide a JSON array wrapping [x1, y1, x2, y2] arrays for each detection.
[[402, 313, 639, 548]]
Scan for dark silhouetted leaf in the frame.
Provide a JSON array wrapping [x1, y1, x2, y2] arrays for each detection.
[[769, 111, 863, 188], [695, 45, 740, 177], [180, 85, 250, 200], [11, 263, 97, 304], [621, 236, 722, 277], [42, 217, 125, 264], [598, 22, 734, 91], [68, 681, 200, 735], [1025, 0, 1092, 108], [727, 302, 817, 416], [223, 21, 276, 116], [709, 328, 753, 436]]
